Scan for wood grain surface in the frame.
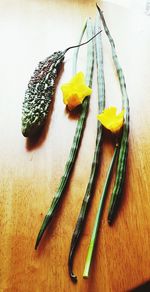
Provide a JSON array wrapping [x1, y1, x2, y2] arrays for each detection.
[[0, 1, 150, 291]]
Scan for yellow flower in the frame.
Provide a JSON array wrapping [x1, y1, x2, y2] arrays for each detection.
[[61, 72, 92, 110], [97, 106, 125, 133]]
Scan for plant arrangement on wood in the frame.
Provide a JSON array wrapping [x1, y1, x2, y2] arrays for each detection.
[[21, 3, 129, 283]]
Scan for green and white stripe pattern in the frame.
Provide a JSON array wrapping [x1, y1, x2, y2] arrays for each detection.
[[35, 18, 94, 250], [83, 143, 119, 278], [96, 4, 130, 224], [68, 16, 105, 282]]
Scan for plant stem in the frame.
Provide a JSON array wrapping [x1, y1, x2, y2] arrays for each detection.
[[96, 4, 129, 224], [83, 144, 119, 278], [35, 18, 94, 250], [72, 21, 87, 75], [68, 16, 105, 282]]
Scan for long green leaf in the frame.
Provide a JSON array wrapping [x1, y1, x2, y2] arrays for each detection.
[[35, 18, 94, 250], [83, 144, 119, 278], [68, 16, 105, 282], [96, 4, 129, 224]]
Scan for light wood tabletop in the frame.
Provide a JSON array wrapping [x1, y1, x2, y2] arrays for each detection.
[[0, 1, 150, 291]]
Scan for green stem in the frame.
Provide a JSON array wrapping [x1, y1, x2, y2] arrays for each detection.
[[83, 145, 119, 278], [35, 19, 94, 250], [72, 21, 87, 75], [96, 4, 129, 224], [68, 16, 105, 283]]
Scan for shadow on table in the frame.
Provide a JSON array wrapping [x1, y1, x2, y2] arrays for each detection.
[[128, 281, 150, 292]]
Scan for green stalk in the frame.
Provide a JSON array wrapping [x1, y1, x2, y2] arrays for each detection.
[[72, 22, 87, 75], [96, 4, 130, 224], [35, 19, 94, 250], [68, 16, 105, 283], [83, 145, 118, 278]]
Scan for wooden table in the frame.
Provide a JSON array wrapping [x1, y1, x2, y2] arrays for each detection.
[[0, 1, 150, 291]]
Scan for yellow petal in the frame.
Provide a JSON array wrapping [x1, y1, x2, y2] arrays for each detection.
[[97, 107, 125, 133], [102, 106, 117, 118], [70, 72, 85, 85], [61, 72, 92, 111]]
